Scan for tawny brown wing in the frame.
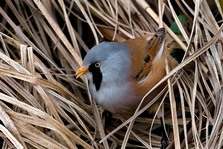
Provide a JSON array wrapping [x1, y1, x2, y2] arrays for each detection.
[[123, 28, 166, 81]]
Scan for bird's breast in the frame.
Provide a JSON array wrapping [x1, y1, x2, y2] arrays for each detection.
[[88, 80, 140, 113]]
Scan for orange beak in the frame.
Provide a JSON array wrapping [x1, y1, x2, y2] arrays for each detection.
[[75, 66, 88, 78]]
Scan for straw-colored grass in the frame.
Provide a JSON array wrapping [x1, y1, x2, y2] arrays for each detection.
[[0, 0, 223, 148]]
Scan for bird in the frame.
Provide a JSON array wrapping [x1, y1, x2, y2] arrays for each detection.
[[76, 28, 176, 115], [76, 28, 178, 149]]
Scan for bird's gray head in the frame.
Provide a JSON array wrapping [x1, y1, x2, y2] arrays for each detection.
[[83, 42, 131, 91]]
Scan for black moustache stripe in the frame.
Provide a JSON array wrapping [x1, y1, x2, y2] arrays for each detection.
[[88, 62, 102, 91]]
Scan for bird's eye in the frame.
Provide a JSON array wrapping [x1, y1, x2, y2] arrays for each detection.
[[94, 62, 101, 68]]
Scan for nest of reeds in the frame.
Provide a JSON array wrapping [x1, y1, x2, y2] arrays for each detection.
[[0, 0, 223, 148]]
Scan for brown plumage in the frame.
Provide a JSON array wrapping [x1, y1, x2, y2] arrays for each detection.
[[123, 28, 175, 114]]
